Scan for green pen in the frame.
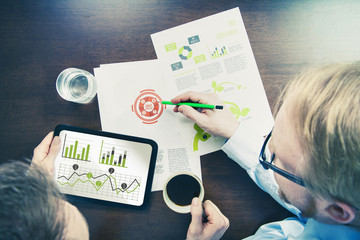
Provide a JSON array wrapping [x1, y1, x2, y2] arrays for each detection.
[[161, 101, 223, 110]]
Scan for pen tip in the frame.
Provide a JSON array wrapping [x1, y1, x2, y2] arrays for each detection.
[[215, 105, 223, 109]]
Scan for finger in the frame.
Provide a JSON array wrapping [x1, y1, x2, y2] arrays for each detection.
[[46, 136, 61, 160], [34, 131, 54, 155], [203, 200, 222, 216], [177, 105, 207, 124], [42, 136, 61, 176], [188, 198, 204, 236], [203, 200, 230, 228], [171, 91, 205, 104], [172, 105, 180, 112], [33, 132, 54, 162], [41, 131, 55, 146]]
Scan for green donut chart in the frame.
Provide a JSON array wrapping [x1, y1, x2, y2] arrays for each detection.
[[178, 46, 192, 60]]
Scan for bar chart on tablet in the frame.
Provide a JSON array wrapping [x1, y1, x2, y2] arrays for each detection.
[[98, 140, 128, 168], [62, 134, 92, 161], [54, 127, 155, 205]]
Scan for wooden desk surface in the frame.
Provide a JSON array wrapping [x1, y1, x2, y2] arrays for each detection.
[[1, 0, 359, 239]]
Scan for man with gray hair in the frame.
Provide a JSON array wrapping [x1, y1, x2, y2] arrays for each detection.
[[0, 132, 89, 240]]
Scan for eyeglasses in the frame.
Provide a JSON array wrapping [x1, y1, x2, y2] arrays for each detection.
[[259, 130, 306, 187]]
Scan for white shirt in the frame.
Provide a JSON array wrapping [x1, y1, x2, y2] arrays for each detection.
[[221, 123, 360, 239]]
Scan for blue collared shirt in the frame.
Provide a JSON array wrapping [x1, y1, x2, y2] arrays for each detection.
[[221, 123, 360, 239]]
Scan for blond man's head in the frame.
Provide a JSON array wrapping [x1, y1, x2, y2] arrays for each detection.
[[277, 62, 360, 211]]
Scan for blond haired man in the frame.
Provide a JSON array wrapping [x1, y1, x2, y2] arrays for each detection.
[[172, 62, 360, 239]]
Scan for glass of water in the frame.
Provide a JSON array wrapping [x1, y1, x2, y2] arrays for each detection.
[[56, 68, 97, 104]]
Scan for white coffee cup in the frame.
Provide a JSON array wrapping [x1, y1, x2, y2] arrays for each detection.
[[163, 172, 205, 214]]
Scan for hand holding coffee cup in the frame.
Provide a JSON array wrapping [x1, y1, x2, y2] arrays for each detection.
[[163, 172, 205, 213]]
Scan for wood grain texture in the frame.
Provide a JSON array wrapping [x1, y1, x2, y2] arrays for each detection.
[[1, 0, 359, 239]]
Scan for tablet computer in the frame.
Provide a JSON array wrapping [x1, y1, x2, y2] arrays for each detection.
[[53, 124, 158, 207]]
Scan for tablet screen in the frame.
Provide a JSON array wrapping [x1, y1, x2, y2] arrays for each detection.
[[53, 125, 157, 207]]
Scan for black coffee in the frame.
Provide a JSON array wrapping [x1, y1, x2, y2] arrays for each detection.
[[166, 174, 201, 206]]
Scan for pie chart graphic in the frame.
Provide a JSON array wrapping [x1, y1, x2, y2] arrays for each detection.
[[131, 89, 165, 124], [178, 46, 192, 60]]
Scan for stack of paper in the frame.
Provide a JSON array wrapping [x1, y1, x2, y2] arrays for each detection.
[[94, 8, 273, 191]]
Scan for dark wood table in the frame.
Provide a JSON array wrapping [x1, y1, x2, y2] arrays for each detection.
[[1, 0, 359, 239]]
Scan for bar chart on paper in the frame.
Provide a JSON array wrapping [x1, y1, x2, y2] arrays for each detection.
[[99, 140, 128, 168], [62, 134, 91, 161], [209, 45, 228, 59]]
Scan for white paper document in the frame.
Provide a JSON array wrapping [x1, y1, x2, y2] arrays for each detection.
[[94, 60, 201, 191], [94, 7, 274, 192], [151, 7, 274, 154]]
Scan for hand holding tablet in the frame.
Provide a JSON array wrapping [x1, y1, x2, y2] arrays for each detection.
[[53, 125, 157, 207]]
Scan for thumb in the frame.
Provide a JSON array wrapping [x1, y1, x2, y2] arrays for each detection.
[[47, 136, 61, 159], [178, 105, 206, 124], [188, 197, 203, 233], [42, 136, 61, 176]]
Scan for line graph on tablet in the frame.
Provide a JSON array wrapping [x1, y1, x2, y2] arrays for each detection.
[[54, 126, 156, 206], [56, 163, 141, 201]]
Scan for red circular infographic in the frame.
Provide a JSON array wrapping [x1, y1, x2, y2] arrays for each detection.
[[131, 89, 165, 124]]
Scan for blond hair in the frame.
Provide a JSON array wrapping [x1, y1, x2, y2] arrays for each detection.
[[276, 62, 360, 209]]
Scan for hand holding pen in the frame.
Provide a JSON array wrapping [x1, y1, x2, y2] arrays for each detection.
[[169, 91, 239, 139], [161, 101, 223, 110]]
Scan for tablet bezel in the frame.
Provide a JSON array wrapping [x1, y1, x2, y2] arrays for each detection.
[[53, 124, 158, 208]]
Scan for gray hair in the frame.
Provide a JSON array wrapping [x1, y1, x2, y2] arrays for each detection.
[[0, 160, 65, 240]]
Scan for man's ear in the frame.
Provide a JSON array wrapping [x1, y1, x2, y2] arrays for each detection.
[[325, 202, 356, 224]]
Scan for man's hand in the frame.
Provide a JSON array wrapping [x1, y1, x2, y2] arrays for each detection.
[[187, 198, 229, 240], [31, 131, 61, 176], [171, 91, 239, 139]]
